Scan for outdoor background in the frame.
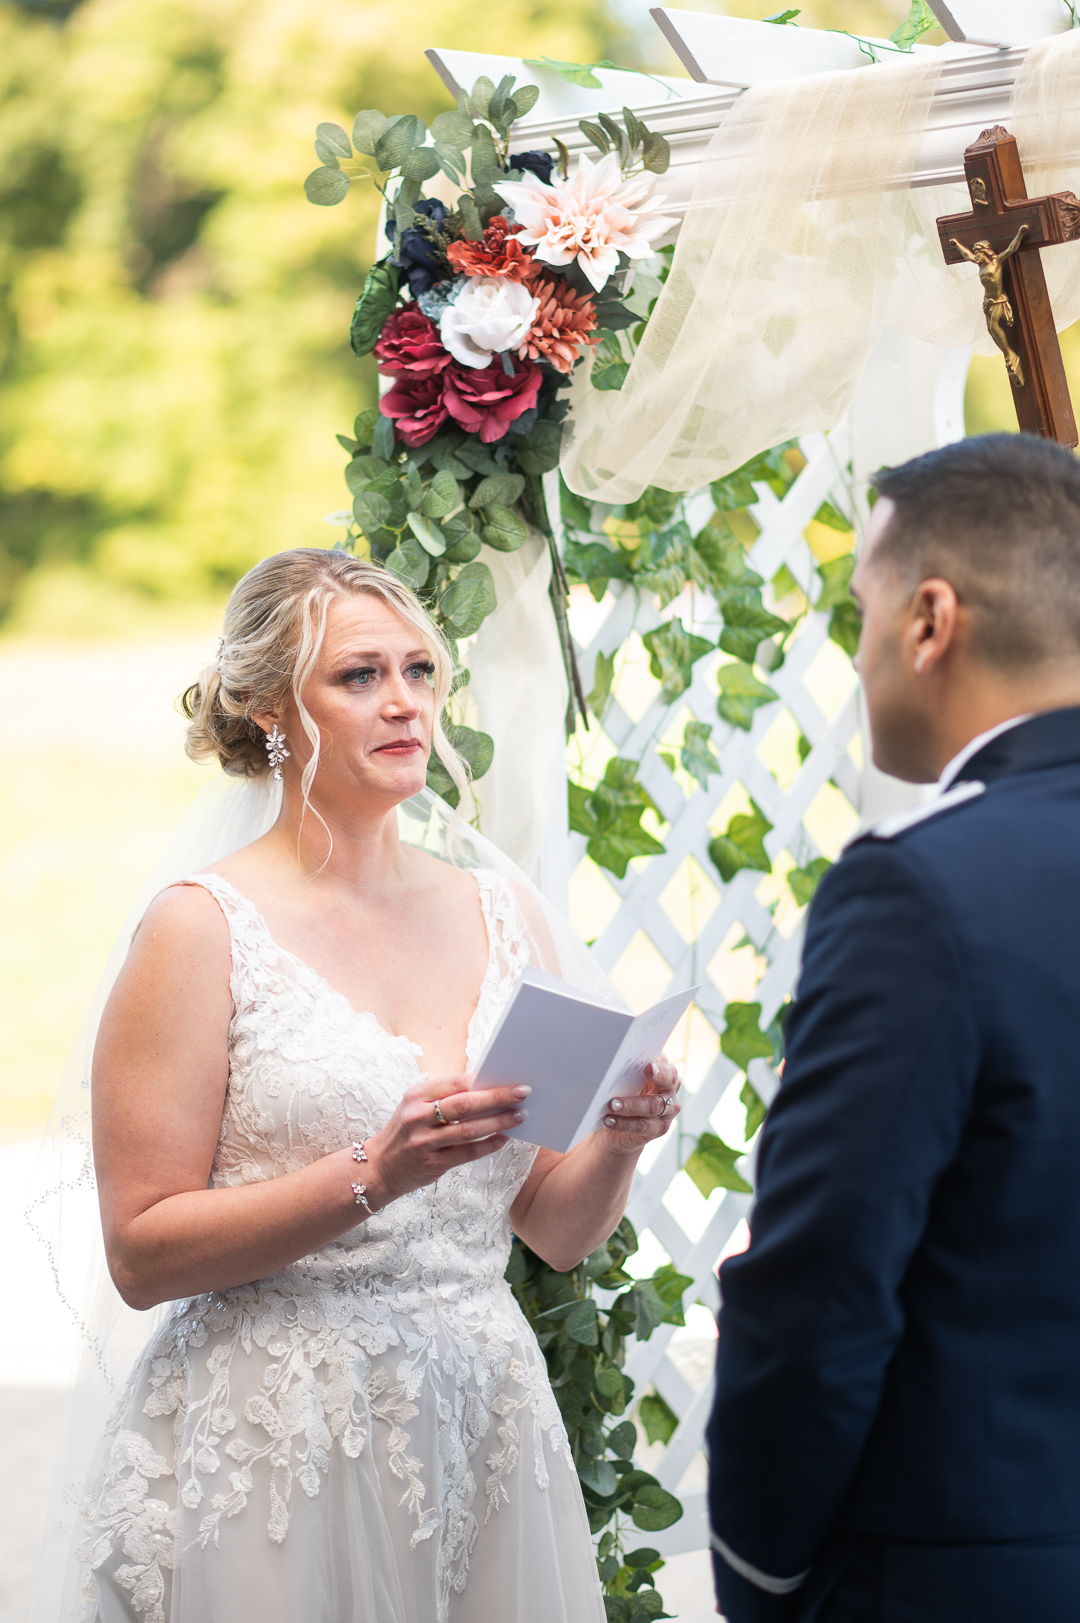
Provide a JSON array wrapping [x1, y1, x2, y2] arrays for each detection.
[[0, 0, 1070, 1618]]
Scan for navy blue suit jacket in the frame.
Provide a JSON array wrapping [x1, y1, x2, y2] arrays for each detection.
[[708, 708, 1080, 1621]]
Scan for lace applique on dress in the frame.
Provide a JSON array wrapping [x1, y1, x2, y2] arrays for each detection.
[[77, 868, 598, 1623]]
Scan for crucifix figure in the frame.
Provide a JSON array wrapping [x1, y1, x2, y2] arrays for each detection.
[[949, 227, 1028, 387], [937, 126, 1080, 446]]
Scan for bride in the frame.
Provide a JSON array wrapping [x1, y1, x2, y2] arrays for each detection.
[[80, 547, 681, 1623]]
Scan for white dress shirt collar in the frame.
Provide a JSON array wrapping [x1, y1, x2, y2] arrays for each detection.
[[935, 713, 1032, 795]]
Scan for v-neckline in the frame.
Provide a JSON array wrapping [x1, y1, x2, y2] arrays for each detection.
[[201, 870, 497, 1070]]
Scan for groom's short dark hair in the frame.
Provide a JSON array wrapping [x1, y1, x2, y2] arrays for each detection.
[[871, 433, 1080, 667]]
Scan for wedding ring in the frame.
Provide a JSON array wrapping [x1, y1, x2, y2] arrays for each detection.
[[659, 1096, 672, 1117], [433, 1100, 449, 1127]]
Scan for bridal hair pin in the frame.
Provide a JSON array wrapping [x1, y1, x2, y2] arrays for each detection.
[[214, 636, 225, 670], [265, 723, 290, 781]]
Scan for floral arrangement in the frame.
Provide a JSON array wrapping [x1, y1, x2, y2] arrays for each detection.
[[305, 74, 674, 799]]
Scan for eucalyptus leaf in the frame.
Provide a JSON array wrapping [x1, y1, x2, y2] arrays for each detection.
[[606, 1419, 637, 1457], [458, 195, 483, 241], [374, 113, 425, 173], [565, 1298, 600, 1346], [577, 1457, 619, 1496], [353, 407, 379, 446], [304, 166, 351, 207], [315, 121, 352, 159], [401, 145, 439, 182], [641, 131, 671, 175], [384, 535, 431, 591], [513, 419, 562, 475], [352, 491, 392, 531], [345, 456, 388, 495], [421, 468, 461, 518], [371, 411, 396, 462], [431, 109, 475, 147], [439, 561, 497, 636], [512, 84, 540, 117], [481, 504, 528, 552], [351, 109, 390, 156], [579, 120, 610, 156], [433, 142, 467, 183], [468, 75, 496, 120], [443, 529, 482, 563], [406, 512, 446, 556], [443, 722, 494, 780], [469, 473, 525, 509], [313, 142, 341, 167]]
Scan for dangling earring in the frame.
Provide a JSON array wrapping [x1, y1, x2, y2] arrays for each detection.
[[265, 724, 290, 781]]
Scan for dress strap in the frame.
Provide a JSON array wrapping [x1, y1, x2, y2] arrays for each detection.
[[170, 873, 280, 1012], [473, 868, 532, 990]]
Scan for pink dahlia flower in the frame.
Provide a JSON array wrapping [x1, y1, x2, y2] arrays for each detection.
[[520, 275, 599, 373], [496, 151, 678, 293], [443, 356, 543, 443], [379, 372, 448, 447], [374, 305, 452, 376]]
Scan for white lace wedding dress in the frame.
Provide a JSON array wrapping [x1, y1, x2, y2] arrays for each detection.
[[78, 869, 606, 1623]]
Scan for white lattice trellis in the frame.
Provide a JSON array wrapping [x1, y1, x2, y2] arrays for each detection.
[[551, 424, 869, 1556]]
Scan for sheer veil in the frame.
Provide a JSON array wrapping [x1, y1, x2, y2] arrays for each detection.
[[27, 769, 617, 1623]]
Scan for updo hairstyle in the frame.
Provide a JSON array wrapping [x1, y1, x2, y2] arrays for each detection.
[[181, 548, 469, 806]]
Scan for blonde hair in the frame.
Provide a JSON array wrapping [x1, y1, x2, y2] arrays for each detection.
[[181, 548, 470, 810]]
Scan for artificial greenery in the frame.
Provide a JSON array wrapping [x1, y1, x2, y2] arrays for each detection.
[[506, 1219, 692, 1620]]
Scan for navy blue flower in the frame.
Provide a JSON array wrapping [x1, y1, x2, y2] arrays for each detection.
[[506, 151, 554, 186], [385, 198, 450, 297]]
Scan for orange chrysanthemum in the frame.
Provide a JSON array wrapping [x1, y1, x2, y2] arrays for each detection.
[[445, 216, 539, 283], [518, 275, 599, 373]]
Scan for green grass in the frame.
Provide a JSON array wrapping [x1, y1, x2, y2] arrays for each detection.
[[1, 695, 206, 1138]]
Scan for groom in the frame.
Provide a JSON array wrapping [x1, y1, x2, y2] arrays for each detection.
[[707, 433, 1080, 1622]]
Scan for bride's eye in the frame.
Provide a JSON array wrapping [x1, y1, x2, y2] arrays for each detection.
[[343, 666, 377, 687], [407, 661, 436, 682]]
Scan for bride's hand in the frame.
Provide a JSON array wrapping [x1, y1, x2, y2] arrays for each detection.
[[361, 1076, 530, 1208], [601, 1058, 681, 1156]]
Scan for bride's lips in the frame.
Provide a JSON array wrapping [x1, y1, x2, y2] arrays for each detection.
[[373, 738, 423, 756]]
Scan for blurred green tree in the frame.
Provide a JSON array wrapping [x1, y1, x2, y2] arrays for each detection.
[[0, 0, 614, 630]]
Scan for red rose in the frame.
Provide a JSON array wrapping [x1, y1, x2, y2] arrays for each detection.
[[443, 356, 543, 444], [379, 372, 448, 447], [374, 305, 452, 376]]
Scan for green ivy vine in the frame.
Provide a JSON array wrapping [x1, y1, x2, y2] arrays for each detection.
[[505, 1219, 693, 1621]]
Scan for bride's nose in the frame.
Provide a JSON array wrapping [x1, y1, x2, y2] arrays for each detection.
[[381, 670, 422, 718]]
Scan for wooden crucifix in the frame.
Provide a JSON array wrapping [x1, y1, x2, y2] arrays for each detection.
[[937, 126, 1080, 447]]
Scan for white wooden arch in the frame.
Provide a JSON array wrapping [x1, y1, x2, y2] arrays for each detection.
[[429, 4, 1060, 1559]]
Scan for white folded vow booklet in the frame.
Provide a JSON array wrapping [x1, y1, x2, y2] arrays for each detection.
[[473, 966, 698, 1154]]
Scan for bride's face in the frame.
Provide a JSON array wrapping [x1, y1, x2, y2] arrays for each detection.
[[265, 592, 437, 809]]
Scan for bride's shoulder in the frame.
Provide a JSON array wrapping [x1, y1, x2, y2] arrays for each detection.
[[132, 877, 232, 958]]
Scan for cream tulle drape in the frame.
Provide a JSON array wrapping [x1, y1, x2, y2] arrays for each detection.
[[459, 531, 567, 882], [562, 30, 1080, 504]]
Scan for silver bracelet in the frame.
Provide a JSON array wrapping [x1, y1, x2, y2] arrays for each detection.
[[350, 1181, 375, 1217], [350, 1139, 374, 1216]]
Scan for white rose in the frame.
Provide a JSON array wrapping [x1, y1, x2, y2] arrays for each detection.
[[439, 276, 539, 368]]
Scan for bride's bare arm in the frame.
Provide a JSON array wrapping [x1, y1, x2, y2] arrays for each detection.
[[508, 1058, 681, 1271], [94, 886, 529, 1311]]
